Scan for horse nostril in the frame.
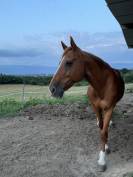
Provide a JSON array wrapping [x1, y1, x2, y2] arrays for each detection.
[[51, 87, 56, 94]]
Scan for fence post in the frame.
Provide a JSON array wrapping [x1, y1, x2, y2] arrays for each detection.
[[22, 81, 25, 107]]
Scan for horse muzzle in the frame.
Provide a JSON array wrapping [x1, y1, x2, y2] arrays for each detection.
[[49, 82, 64, 98]]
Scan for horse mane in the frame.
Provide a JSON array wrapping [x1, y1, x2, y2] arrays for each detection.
[[63, 46, 113, 71], [83, 51, 113, 70]]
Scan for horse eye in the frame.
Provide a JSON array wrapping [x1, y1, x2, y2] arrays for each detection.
[[66, 61, 73, 67]]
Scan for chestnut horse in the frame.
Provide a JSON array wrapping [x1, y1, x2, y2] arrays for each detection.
[[49, 36, 125, 171]]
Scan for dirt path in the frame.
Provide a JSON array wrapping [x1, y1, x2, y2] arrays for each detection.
[[0, 93, 133, 177]]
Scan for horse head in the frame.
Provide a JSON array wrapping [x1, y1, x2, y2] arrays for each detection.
[[49, 36, 85, 98]]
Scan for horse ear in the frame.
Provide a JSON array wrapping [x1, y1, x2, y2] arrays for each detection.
[[61, 41, 67, 50], [70, 36, 78, 50]]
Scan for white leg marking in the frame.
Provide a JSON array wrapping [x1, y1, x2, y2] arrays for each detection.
[[97, 120, 112, 128], [97, 121, 99, 127], [109, 120, 113, 127], [105, 144, 111, 154], [97, 120, 99, 127], [98, 151, 106, 166], [105, 144, 109, 151]]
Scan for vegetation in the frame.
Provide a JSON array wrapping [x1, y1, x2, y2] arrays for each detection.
[[0, 85, 89, 117], [0, 99, 22, 117], [0, 69, 133, 86], [0, 74, 52, 85], [123, 172, 133, 177], [0, 68, 133, 117], [0, 83, 133, 118], [120, 69, 133, 83]]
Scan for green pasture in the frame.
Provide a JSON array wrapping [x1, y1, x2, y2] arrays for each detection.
[[0, 84, 88, 117], [0, 83, 133, 117], [0, 83, 133, 100], [0, 84, 88, 101]]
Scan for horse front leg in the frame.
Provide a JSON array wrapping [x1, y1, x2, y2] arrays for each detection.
[[91, 104, 103, 129], [98, 107, 113, 172]]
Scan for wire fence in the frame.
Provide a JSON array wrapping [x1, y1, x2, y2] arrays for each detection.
[[0, 84, 51, 102], [0, 83, 133, 102], [0, 83, 133, 117], [0, 84, 52, 116]]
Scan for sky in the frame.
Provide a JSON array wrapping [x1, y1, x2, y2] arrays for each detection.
[[0, 0, 133, 70], [0, 0, 120, 36]]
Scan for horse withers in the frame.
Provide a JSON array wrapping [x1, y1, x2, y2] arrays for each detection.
[[49, 36, 125, 172]]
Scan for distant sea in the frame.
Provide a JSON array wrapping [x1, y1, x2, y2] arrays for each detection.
[[0, 64, 133, 75]]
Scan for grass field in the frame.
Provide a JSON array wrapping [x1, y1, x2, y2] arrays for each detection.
[[0, 84, 88, 101], [0, 83, 133, 100], [0, 84, 89, 117], [0, 83, 133, 117]]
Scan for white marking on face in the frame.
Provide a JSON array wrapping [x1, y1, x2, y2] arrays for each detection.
[[54, 56, 65, 77], [98, 151, 106, 166], [48, 56, 65, 94]]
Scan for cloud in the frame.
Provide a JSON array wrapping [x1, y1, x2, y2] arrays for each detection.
[[0, 31, 133, 67], [0, 48, 43, 57]]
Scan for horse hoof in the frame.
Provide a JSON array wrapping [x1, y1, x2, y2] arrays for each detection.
[[97, 164, 107, 172]]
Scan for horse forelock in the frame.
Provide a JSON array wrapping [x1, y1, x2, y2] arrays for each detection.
[[62, 47, 83, 61], [62, 47, 72, 58]]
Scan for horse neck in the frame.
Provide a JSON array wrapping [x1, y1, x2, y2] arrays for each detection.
[[83, 52, 111, 91]]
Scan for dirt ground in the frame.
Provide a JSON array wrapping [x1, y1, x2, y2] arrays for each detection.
[[0, 93, 133, 177]]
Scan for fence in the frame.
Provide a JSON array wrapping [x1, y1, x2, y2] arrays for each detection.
[[0, 83, 133, 117]]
